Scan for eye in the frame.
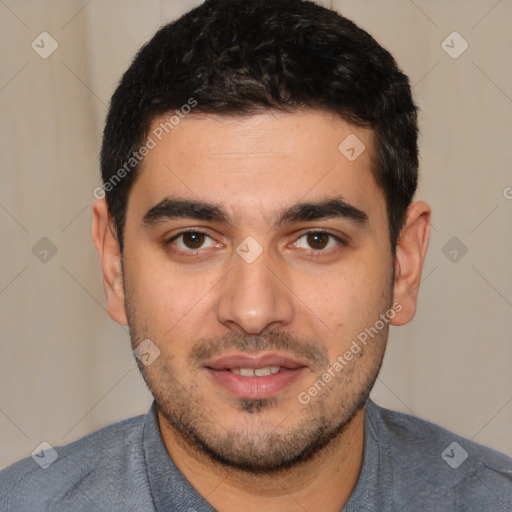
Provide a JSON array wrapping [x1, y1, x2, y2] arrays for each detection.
[[167, 230, 220, 252], [292, 231, 345, 252]]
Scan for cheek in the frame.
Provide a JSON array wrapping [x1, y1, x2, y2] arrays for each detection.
[[296, 257, 392, 356], [124, 253, 178, 328], [125, 252, 221, 341], [302, 263, 388, 316]]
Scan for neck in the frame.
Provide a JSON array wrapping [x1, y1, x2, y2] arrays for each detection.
[[157, 406, 366, 512]]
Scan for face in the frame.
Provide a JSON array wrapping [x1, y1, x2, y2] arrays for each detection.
[[120, 110, 397, 472]]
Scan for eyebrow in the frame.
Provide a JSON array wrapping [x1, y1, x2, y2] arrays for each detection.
[[142, 196, 368, 228]]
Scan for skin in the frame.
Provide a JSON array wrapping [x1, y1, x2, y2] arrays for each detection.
[[92, 110, 430, 511]]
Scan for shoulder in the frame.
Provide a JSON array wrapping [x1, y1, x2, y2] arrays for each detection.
[[0, 414, 154, 512], [366, 399, 512, 508]]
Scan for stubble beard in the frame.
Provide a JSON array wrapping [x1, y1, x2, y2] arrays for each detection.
[[124, 267, 393, 474], [129, 328, 387, 474]]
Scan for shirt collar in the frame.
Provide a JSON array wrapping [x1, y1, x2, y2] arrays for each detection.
[[142, 399, 379, 511], [142, 401, 216, 512]]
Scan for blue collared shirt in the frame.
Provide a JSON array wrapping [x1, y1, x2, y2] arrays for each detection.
[[1, 399, 512, 511]]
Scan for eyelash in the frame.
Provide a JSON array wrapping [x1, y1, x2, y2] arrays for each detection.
[[165, 229, 348, 257]]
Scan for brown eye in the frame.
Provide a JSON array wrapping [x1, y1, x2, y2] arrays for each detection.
[[306, 232, 330, 250], [292, 231, 345, 253], [166, 230, 218, 254], [182, 232, 206, 249], [166, 230, 221, 256]]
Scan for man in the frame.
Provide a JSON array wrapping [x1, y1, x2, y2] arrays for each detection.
[[1, 0, 511, 510]]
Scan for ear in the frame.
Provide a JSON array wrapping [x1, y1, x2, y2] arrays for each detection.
[[390, 201, 431, 326], [91, 198, 128, 325]]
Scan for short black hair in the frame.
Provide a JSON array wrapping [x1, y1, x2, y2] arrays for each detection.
[[100, 0, 419, 254]]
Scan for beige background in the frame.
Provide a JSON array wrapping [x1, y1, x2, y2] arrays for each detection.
[[1, 0, 511, 468]]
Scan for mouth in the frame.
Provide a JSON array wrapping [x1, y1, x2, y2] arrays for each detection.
[[204, 353, 309, 400], [230, 367, 281, 376]]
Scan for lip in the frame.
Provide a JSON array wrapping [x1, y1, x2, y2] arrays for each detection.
[[205, 353, 307, 371], [204, 352, 309, 400]]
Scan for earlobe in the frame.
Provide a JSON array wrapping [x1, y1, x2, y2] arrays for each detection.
[[390, 201, 431, 327], [91, 199, 128, 325]]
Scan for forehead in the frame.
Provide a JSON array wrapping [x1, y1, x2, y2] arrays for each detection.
[[145, 110, 373, 164], [129, 110, 384, 225]]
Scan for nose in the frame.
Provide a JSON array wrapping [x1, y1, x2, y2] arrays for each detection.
[[216, 247, 295, 335]]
